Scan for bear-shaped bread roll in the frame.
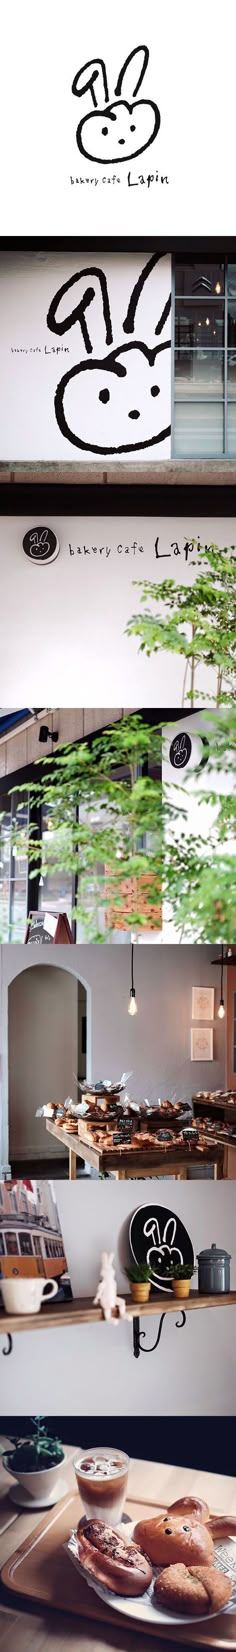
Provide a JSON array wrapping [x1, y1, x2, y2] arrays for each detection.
[[154, 1563, 232, 1617], [169, 1497, 210, 1524], [134, 1514, 214, 1568]]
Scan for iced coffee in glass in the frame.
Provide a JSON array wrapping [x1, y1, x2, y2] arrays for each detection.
[[74, 1447, 129, 1525]]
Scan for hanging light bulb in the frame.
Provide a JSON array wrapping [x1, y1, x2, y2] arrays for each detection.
[[128, 941, 138, 1016], [217, 945, 225, 1019]]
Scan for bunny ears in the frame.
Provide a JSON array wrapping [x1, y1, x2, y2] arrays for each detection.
[[46, 256, 171, 356], [72, 46, 149, 109]]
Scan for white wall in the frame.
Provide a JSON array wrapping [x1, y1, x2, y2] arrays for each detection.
[[0, 1180, 235, 1415], [0, 943, 226, 1170], [8, 965, 81, 1159], [0, 516, 234, 704]]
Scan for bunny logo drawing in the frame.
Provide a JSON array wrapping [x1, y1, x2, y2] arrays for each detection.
[[47, 253, 171, 457], [71, 46, 160, 165], [129, 1206, 194, 1295]]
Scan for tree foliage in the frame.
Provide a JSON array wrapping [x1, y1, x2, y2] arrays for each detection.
[[126, 543, 236, 706]]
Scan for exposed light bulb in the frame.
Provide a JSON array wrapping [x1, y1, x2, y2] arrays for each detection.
[[215, 280, 221, 294], [128, 990, 137, 1017], [218, 999, 225, 1019], [206, 316, 210, 326]]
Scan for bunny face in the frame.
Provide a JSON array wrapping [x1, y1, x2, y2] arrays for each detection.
[[76, 99, 160, 165], [47, 253, 171, 458], [72, 46, 160, 166], [54, 340, 171, 455], [143, 1216, 182, 1287]]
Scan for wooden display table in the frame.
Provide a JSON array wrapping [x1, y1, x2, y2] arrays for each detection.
[[46, 1119, 224, 1180], [193, 1093, 236, 1124], [1, 1444, 236, 1651]]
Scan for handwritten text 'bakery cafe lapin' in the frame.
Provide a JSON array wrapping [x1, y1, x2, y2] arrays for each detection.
[[67, 535, 220, 561], [70, 168, 169, 191]]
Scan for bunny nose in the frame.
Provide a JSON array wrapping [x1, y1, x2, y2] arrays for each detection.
[[128, 408, 140, 420]]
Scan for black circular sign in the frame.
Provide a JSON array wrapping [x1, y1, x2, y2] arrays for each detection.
[[23, 526, 59, 565], [169, 731, 192, 769], [129, 1204, 194, 1294]]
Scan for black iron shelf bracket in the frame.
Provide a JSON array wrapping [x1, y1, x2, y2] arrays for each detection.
[[133, 1309, 186, 1359], [2, 1333, 13, 1356]]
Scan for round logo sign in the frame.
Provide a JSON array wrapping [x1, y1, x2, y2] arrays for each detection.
[[22, 527, 59, 565], [169, 731, 192, 769], [129, 1204, 194, 1294]]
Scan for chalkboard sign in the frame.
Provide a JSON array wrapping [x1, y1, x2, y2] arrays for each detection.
[[169, 731, 192, 770], [129, 1204, 194, 1295], [22, 527, 60, 565], [25, 911, 73, 944]]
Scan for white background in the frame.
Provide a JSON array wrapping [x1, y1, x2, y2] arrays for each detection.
[[0, 1178, 235, 1415], [0, 515, 234, 704], [0, 0, 235, 235], [0, 252, 171, 462]]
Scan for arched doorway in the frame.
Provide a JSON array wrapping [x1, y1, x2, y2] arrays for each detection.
[[8, 964, 87, 1168]]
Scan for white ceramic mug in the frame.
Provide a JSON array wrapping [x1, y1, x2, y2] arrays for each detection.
[[0, 1277, 58, 1315]]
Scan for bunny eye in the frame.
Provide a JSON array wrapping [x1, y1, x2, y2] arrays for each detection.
[[128, 408, 140, 420], [102, 126, 109, 136], [151, 385, 160, 398], [130, 124, 136, 131], [99, 389, 110, 404]]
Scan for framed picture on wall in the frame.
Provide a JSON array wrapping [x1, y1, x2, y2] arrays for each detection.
[[192, 986, 214, 1022], [191, 1026, 213, 1062]]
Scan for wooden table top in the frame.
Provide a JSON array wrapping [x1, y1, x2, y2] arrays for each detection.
[[46, 1119, 224, 1171], [1, 1444, 236, 1652]]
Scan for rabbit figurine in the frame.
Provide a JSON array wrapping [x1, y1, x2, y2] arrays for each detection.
[[143, 1216, 183, 1291], [72, 46, 160, 164], [46, 253, 171, 456], [94, 1251, 126, 1321]]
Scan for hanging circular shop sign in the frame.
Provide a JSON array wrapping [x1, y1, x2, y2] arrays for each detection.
[[169, 731, 192, 769], [22, 527, 60, 565], [129, 1205, 194, 1294]]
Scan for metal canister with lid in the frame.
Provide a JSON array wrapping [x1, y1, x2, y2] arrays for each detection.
[[197, 1242, 231, 1295]]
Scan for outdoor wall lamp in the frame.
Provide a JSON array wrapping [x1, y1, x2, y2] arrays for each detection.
[[38, 725, 59, 745], [128, 941, 137, 1016]]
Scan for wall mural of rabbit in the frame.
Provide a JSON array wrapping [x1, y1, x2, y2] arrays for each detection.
[[129, 1206, 194, 1295], [71, 46, 160, 165], [46, 252, 171, 457]]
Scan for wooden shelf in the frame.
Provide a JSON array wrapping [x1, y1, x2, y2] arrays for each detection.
[[0, 1290, 236, 1336]]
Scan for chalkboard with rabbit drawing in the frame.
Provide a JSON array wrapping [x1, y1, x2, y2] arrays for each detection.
[[46, 253, 171, 457], [129, 1205, 194, 1295], [71, 46, 160, 165]]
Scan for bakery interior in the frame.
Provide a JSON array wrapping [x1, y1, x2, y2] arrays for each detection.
[[1, 941, 236, 1181]]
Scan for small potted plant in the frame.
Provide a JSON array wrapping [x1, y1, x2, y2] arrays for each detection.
[[1, 1416, 65, 1503], [165, 1262, 195, 1300], [125, 1263, 152, 1304]]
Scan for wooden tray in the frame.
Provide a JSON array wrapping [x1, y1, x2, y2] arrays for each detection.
[[1, 1489, 236, 1648]]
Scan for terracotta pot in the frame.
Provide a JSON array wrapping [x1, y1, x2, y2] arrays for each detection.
[[129, 1281, 151, 1303], [171, 1279, 191, 1299]]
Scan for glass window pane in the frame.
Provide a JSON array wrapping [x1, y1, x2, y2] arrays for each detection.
[[11, 791, 29, 940], [175, 263, 224, 297], [38, 803, 73, 916], [174, 401, 224, 458], [227, 268, 236, 347], [227, 403, 236, 456], [175, 349, 223, 398], [175, 302, 224, 350], [227, 350, 236, 397], [0, 793, 11, 940]]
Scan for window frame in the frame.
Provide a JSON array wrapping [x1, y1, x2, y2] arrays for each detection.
[[172, 256, 236, 459]]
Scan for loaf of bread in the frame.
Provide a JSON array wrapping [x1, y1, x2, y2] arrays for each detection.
[[154, 1562, 232, 1617]]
